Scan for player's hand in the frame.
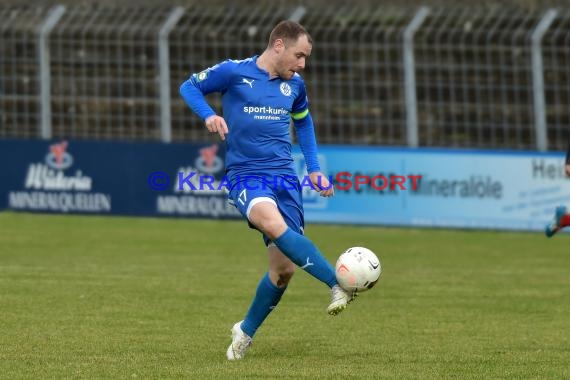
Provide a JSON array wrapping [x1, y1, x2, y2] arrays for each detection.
[[205, 115, 228, 141], [565, 164, 570, 177], [309, 172, 334, 197]]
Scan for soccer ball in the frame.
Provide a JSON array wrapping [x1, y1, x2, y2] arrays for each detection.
[[335, 247, 381, 292]]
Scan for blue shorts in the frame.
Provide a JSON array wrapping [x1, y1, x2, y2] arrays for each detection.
[[227, 174, 305, 246]]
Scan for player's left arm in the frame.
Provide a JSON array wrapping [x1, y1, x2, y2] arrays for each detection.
[[292, 83, 334, 197]]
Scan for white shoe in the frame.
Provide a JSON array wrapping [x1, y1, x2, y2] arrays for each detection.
[[226, 321, 252, 360], [327, 285, 357, 316]]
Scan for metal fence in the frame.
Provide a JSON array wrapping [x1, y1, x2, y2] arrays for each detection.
[[0, 2, 569, 151]]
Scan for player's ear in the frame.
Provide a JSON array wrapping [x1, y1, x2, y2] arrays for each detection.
[[273, 38, 285, 52]]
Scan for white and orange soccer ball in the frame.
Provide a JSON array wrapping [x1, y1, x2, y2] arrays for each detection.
[[335, 247, 381, 292]]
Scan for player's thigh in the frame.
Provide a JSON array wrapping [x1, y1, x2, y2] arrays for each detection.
[[228, 177, 288, 237], [252, 182, 305, 239], [248, 201, 288, 239]]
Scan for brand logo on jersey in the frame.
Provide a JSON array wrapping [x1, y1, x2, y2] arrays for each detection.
[[243, 105, 288, 121], [280, 82, 291, 96], [242, 78, 254, 88], [195, 70, 209, 82]]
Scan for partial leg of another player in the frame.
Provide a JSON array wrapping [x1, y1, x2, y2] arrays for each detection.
[[545, 205, 570, 238]]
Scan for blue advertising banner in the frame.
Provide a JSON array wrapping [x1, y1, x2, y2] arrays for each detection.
[[1, 140, 567, 232], [293, 146, 570, 231], [0, 139, 240, 219]]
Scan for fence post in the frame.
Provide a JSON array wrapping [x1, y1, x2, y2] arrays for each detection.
[[403, 6, 429, 148], [37, 5, 65, 140], [531, 9, 557, 152], [158, 6, 185, 143], [289, 6, 307, 22]]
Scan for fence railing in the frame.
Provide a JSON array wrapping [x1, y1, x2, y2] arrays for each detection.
[[0, 3, 569, 151]]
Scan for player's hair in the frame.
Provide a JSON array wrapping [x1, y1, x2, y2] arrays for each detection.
[[268, 20, 312, 48]]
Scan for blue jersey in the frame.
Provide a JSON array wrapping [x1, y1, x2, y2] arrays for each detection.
[[188, 56, 310, 178]]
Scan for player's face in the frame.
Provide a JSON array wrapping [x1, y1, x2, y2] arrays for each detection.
[[276, 34, 312, 80]]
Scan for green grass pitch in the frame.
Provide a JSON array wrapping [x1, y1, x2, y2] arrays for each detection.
[[0, 212, 568, 379]]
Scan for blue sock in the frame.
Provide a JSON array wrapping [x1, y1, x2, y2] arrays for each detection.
[[241, 272, 286, 338], [273, 227, 337, 288]]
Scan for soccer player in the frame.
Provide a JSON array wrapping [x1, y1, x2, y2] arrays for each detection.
[[545, 138, 570, 237], [179, 20, 356, 360]]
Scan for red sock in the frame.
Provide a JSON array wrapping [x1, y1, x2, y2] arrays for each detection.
[[561, 214, 570, 228]]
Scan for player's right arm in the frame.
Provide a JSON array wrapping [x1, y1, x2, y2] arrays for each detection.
[[203, 115, 228, 141], [179, 61, 235, 140]]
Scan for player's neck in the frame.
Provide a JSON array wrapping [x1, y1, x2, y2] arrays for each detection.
[[256, 53, 278, 79]]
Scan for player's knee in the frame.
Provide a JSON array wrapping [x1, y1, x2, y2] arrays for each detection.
[[276, 266, 295, 287], [257, 218, 287, 240]]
